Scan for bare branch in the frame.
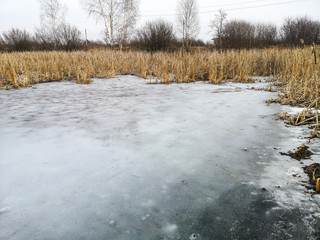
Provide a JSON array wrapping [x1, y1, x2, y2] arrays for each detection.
[[38, 0, 67, 48], [209, 9, 227, 47], [81, 0, 139, 48], [3, 28, 32, 51], [135, 19, 175, 53], [176, 0, 199, 50]]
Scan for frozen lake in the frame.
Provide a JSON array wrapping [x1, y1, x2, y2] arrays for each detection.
[[0, 76, 319, 239]]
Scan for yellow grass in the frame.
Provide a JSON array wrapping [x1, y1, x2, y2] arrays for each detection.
[[0, 48, 295, 86], [0, 48, 319, 134], [1, 48, 319, 96]]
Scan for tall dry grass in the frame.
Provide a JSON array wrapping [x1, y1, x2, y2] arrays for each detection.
[[0, 47, 319, 135], [0, 48, 305, 86], [0, 47, 319, 107]]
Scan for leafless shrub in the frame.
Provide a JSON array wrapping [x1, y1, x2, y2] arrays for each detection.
[[0, 35, 5, 51], [209, 9, 227, 49], [3, 28, 32, 51], [255, 23, 278, 47], [34, 28, 55, 50], [81, 0, 139, 49], [135, 19, 175, 53], [56, 24, 83, 51], [38, 0, 67, 49], [177, 0, 199, 51], [281, 16, 320, 46], [220, 20, 255, 49]]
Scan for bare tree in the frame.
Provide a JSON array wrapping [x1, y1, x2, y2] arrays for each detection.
[[3, 28, 32, 51], [281, 16, 320, 46], [177, 0, 199, 51], [255, 23, 278, 47], [37, 0, 67, 49], [117, 0, 139, 50], [56, 24, 83, 51], [81, 0, 139, 49], [135, 19, 175, 53], [34, 27, 54, 50], [0, 35, 5, 51], [221, 20, 255, 49], [209, 9, 227, 48], [82, 0, 120, 48]]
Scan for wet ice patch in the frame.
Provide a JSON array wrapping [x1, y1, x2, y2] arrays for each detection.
[[141, 214, 150, 221], [163, 224, 178, 233], [259, 146, 317, 211], [0, 76, 317, 239], [108, 220, 115, 225], [0, 207, 11, 214]]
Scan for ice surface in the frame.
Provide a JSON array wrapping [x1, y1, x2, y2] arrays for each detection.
[[0, 76, 319, 239]]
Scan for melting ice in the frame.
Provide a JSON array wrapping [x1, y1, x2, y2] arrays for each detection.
[[0, 76, 319, 239]]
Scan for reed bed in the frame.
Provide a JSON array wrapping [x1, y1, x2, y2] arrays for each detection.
[[0, 48, 306, 88], [0, 48, 319, 135]]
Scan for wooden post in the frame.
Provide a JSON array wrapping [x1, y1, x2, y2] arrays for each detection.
[[85, 29, 88, 51]]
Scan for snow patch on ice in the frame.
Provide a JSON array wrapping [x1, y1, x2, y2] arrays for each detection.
[[259, 153, 316, 210], [141, 214, 150, 221], [0, 207, 11, 214], [109, 220, 115, 225], [163, 224, 178, 233]]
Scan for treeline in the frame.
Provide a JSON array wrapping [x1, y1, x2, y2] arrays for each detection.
[[123, 16, 320, 51], [214, 16, 320, 49], [0, 23, 84, 52], [0, 16, 319, 52]]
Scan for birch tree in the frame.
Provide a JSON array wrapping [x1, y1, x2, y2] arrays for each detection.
[[177, 0, 199, 50], [209, 9, 227, 48], [37, 0, 67, 48], [117, 0, 139, 49], [81, 0, 139, 49]]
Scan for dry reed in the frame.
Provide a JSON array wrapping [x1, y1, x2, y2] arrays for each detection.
[[0, 48, 298, 88], [0, 48, 319, 135]]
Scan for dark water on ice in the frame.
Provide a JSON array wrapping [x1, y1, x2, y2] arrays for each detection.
[[0, 76, 318, 240]]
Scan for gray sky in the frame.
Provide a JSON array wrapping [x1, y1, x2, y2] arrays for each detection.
[[0, 0, 319, 42]]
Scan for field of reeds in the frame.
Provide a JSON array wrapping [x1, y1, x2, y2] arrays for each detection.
[[0, 47, 319, 135]]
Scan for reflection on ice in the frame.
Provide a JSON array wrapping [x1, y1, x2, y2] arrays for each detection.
[[0, 76, 318, 239]]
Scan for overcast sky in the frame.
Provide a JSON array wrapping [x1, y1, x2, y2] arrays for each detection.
[[0, 0, 319, 42]]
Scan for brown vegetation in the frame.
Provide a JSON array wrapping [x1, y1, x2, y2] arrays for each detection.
[[1, 47, 317, 87], [304, 163, 320, 193], [0, 47, 319, 136]]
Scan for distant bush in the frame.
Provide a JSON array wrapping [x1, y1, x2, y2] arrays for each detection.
[[211, 16, 319, 49], [135, 19, 176, 53], [34, 24, 83, 51], [56, 24, 83, 51], [1, 16, 320, 52], [255, 23, 278, 48], [34, 27, 55, 51], [220, 20, 255, 49], [281, 16, 320, 46], [0, 35, 5, 51], [3, 28, 33, 51]]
